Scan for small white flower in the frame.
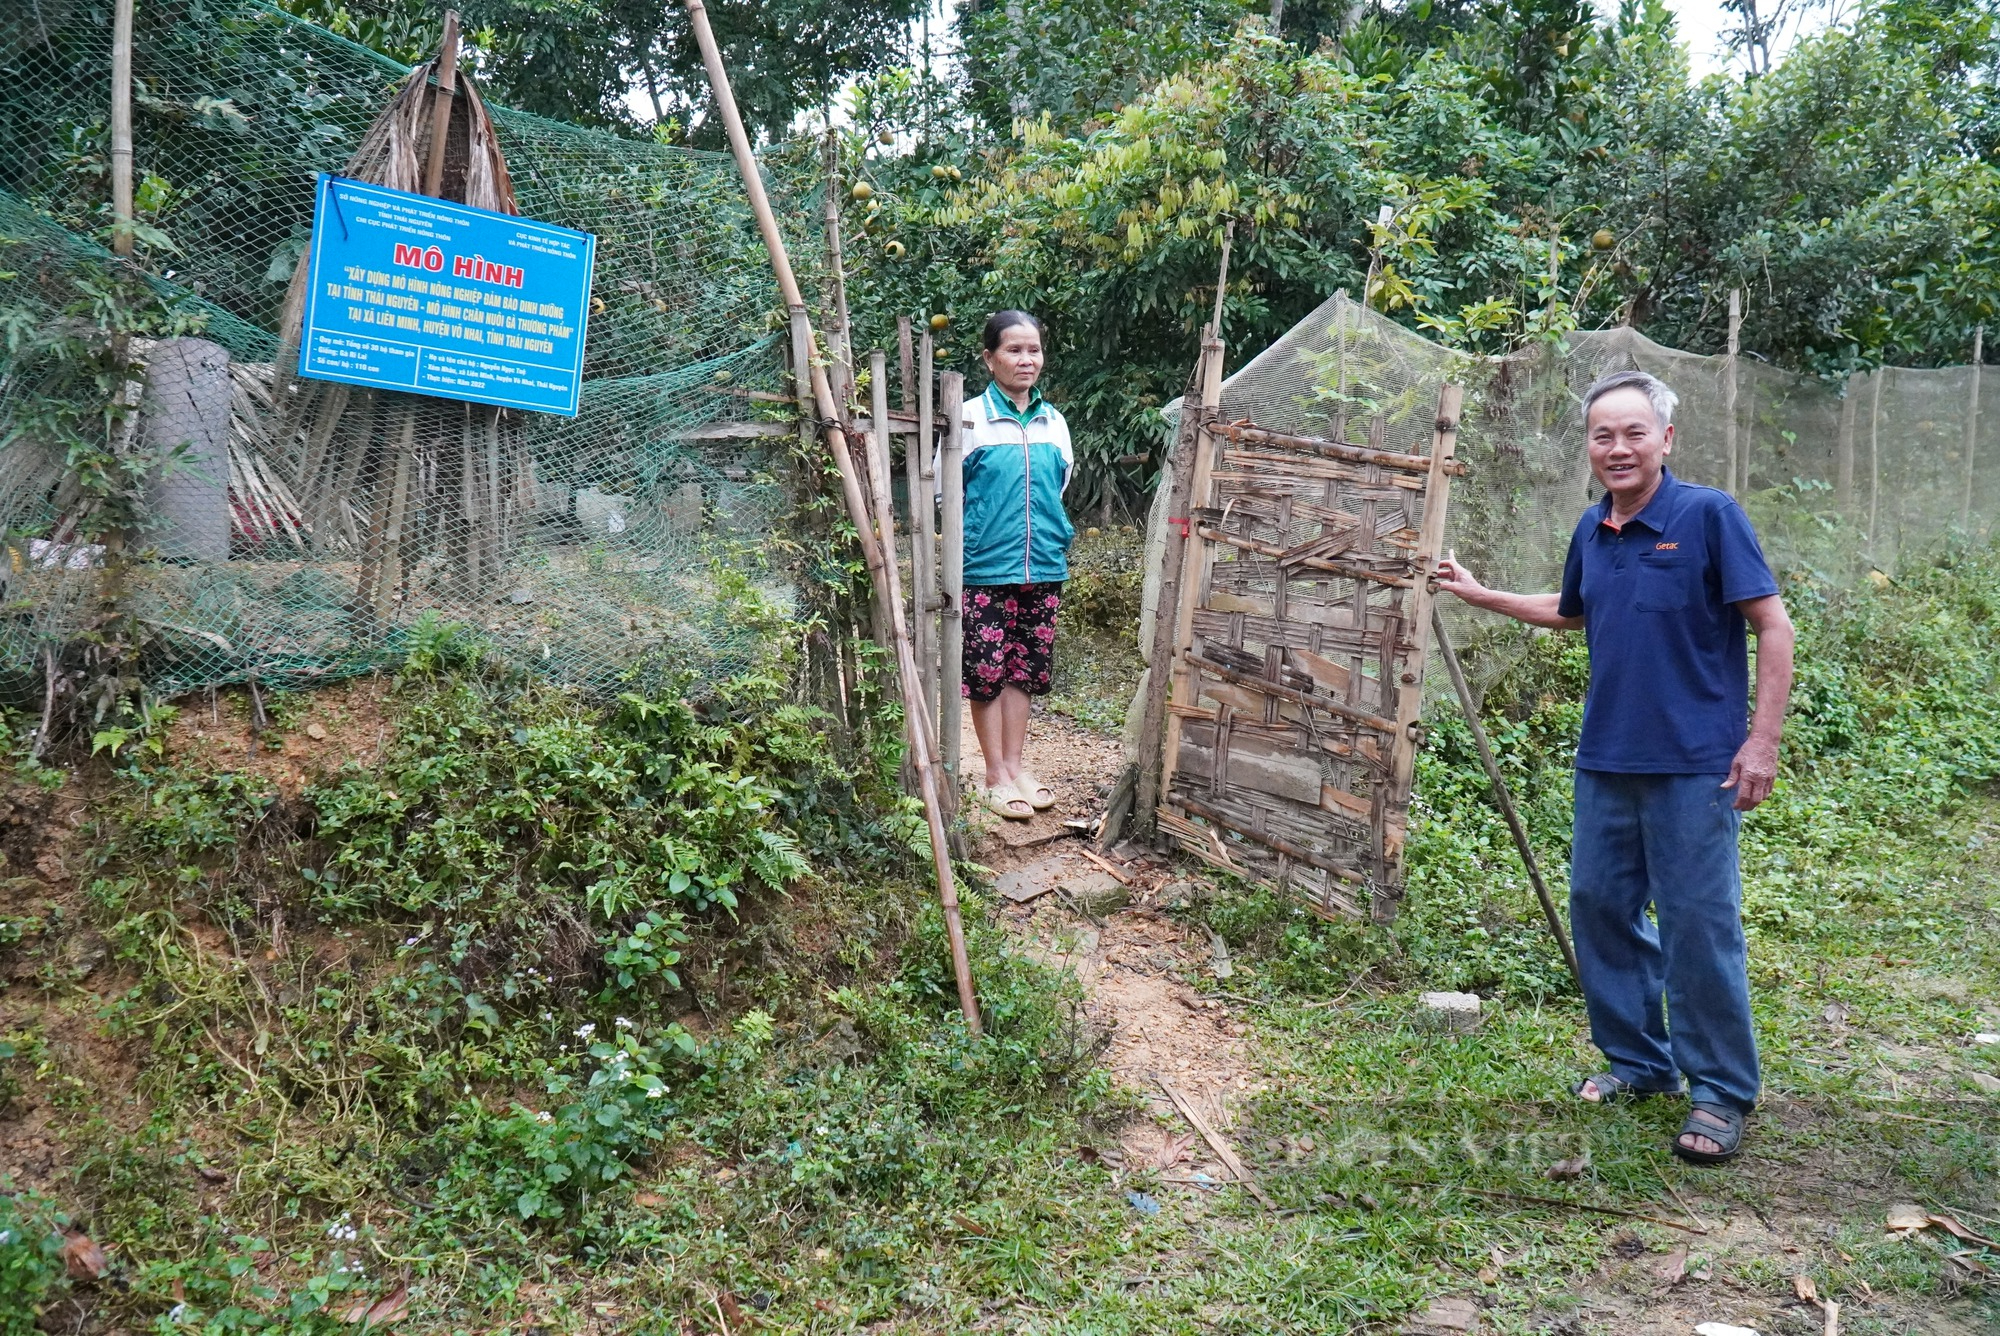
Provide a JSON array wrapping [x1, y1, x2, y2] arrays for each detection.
[[536, 1110, 553, 1122], [646, 1086, 666, 1098], [615, 1016, 634, 1029], [167, 1303, 188, 1322], [575, 1023, 596, 1040], [0, 1229, 11, 1245]]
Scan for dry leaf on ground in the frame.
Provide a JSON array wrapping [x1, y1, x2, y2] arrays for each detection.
[[1657, 1246, 1688, 1286], [1884, 1205, 2000, 1249], [340, 1278, 409, 1327], [1884, 1204, 1930, 1237], [1950, 1250, 1994, 1277], [1793, 1274, 1819, 1302], [1544, 1155, 1589, 1181], [1155, 1132, 1197, 1171], [1926, 1212, 1999, 1250], [1409, 1296, 1481, 1332], [633, 1191, 669, 1208], [60, 1230, 107, 1280]]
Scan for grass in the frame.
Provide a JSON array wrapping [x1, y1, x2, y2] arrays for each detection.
[[1, 548, 1999, 1332]]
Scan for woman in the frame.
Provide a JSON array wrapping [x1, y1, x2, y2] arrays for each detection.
[[957, 310, 1075, 820]]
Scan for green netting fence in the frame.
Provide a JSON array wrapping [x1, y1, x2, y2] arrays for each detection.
[[0, 0, 824, 701]]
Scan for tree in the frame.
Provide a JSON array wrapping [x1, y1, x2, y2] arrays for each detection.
[[277, 0, 928, 140]]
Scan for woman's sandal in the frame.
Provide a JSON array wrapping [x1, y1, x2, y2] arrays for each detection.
[[1571, 1072, 1680, 1104], [976, 784, 1034, 822], [1670, 1102, 1745, 1165], [1016, 771, 1056, 811]]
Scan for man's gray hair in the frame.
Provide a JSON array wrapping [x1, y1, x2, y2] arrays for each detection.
[[1582, 369, 1678, 429]]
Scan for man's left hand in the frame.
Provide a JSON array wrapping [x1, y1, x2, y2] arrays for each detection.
[[1722, 736, 1779, 811]]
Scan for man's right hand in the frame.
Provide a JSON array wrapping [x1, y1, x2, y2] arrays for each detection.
[[1433, 551, 1487, 604], [1432, 551, 1580, 630]]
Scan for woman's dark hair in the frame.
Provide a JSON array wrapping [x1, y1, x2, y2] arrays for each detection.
[[982, 309, 1045, 352]]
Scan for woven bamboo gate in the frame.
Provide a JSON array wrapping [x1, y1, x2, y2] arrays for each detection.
[[1152, 382, 1464, 921]]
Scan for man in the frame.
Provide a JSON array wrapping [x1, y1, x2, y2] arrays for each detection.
[[1435, 369, 1794, 1165]]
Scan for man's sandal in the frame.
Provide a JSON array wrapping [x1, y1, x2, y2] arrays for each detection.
[[1671, 1102, 1745, 1165], [976, 784, 1034, 821], [1571, 1072, 1679, 1104], [1016, 771, 1056, 811]]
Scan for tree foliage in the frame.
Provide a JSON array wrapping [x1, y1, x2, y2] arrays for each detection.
[[822, 0, 2000, 509], [276, 0, 928, 140]]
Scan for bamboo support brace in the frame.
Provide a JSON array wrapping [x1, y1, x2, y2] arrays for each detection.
[[684, 0, 980, 1035]]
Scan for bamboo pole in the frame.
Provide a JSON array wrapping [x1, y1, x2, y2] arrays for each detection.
[[109, 0, 134, 258], [684, 0, 980, 1035], [898, 316, 917, 411], [822, 132, 855, 408], [1724, 289, 1741, 496], [1962, 324, 1983, 533], [910, 322, 939, 723], [788, 307, 818, 459], [421, 10, 461, 197], [908, 320, 936, 724], [939, 373, 966, 793], [872, 350, 918, 797], [1430, 606, 1580, 985]]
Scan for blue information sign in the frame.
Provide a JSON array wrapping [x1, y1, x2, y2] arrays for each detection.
[[298, 174, 597, 416]]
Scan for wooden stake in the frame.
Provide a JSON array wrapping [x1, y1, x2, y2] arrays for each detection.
[[684, 0, 980, 1035], [1158, 336, 1229, 816], [1429, 605, 1580, 986], [1385, 385, 1461, 807], [1867, 369, 1883, 557], [1133, 341, 1216, 833], [421, 10, 461, 198], [109, 0, 134, 258], [1724, 289, 1741, 496], [939, 373, 966, 791], [1836, 376, 1856, 518], [1962, 324, 1983, 533]]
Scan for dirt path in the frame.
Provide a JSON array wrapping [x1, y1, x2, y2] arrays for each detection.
[[962, 706, 1267, 1173]]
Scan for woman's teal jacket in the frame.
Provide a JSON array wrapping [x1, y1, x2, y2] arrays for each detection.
[[952, 382, 1075, 586]]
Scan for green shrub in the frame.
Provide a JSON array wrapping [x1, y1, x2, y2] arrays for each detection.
[[0, 1192, 65, 1336]]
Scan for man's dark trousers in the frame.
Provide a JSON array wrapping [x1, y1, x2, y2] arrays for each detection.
[[1569, 769, 1759, 1113]]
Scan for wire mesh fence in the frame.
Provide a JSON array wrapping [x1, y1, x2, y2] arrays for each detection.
[[0, 0, 819, 703]]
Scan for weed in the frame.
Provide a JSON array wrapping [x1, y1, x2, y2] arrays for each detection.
[[0, 1190, 65, 1336]]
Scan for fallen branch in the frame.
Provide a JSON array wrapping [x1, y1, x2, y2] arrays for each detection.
[[1158, 1077, 1275, 1210], [1076, 847, 1132, 885], [1448, 1184, 1707, 1234]]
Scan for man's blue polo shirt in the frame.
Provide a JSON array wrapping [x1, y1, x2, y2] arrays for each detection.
[[1557, 469, 1779, 774]]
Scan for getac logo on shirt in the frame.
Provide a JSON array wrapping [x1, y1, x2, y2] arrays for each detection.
[[1655, 542, 1679, 550]]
